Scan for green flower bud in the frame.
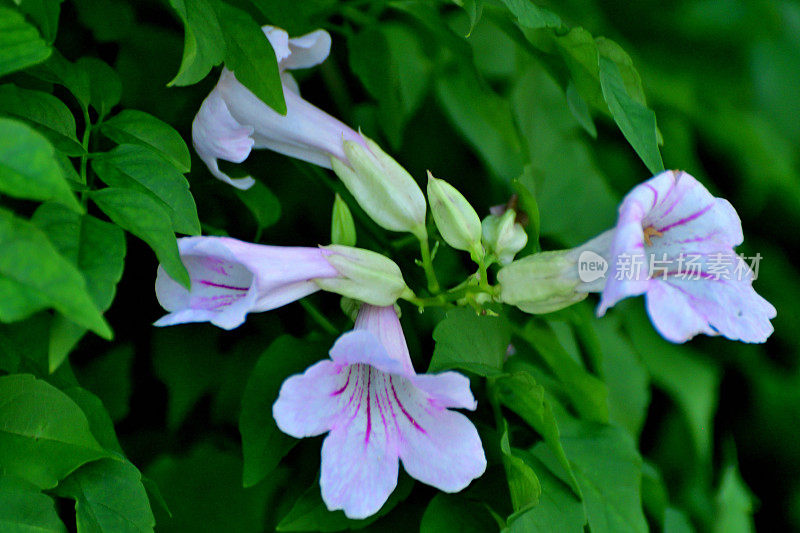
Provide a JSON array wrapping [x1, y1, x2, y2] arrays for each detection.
[[316, 245, 412, 306], [331, 137, 427, 239], [482, 209, 528, 265], [496, 250, 587, 314], [426, 172, 483, 258], [331, 194, 356, 246]]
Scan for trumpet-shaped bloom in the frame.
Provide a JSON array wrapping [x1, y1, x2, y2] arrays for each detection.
[[192, 26, 365, 189], [155, 237, 409, 330], [273, 305, 486, 519], [594, 170, 775, 343]]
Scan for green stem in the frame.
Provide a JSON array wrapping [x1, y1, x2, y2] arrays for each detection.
[[300, 299, 338, 336], [418, 235, 441, 294]]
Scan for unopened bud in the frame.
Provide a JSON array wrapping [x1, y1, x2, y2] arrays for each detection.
[[482, 209, 527, 265], [426, 172, 482, 258], [496, 250, 587, 314], [331, 137, 427, 239], [331, 194, 356, 246], [316, 245, 411, 306]]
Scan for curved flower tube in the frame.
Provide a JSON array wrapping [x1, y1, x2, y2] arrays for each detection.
[[154, 237, 409, 330], [593, 170, 775, 343], [272, 305, 486, 519], [191, 26, 365, 189]]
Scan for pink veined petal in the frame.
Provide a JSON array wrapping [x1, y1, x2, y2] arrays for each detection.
[[597, 220, 650, 316], [647, 265, 776, 343], [354, 305, 416, 375], [192, 92, 256, 190], [273, 360, 349, 438], [409, 372, 477, 410], [319, 368, 399, 519], [284, 29, 332, 70], [329, 330, 411, 377], [386, 374, 487, 492]]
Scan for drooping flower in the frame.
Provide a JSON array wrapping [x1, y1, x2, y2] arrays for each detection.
[[592, 170, 775, 343], [272, 304, 486, 519], [154, 237, 409, 330], [191, 26, 364, 189]]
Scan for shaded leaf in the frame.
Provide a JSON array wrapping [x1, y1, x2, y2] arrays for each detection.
[[101, 110, 191, 172], [0, 474, 66, 532], [167, 0, 225, 86], [429, 307, 510, 376], [0, 7, 51, 77]]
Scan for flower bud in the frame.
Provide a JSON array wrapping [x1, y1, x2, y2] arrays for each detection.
[[496, 250, 587, 314], [316, 245, 411, 306], [482, 209, 528, 265], [426, 172, 483, 258], [331, 194, 356, 246], [331, 137, 427, 239]]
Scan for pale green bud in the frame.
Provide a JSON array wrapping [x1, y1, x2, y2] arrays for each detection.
[[426, 172, 483, 257], [482, 209, 528, 265], [496, 250, 587, 314], [331, 194, 356, 246], [331, 137, 427, 239], [316, 245, 412, 306]]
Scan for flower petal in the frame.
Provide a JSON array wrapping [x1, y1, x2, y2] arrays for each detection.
[[273, 360, 349, 438], [262, 26, 291, 64], [597, 220, 650, 315], [409, 372, 477, 410], [329, 330, 410, 376], [192, 92, 255, 190], [284, 29, 332, 70]]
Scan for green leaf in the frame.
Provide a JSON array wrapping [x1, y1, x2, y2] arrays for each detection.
[[90, 187, 190, 289], [428, 307, 510, 376], [56, 459, 155, 533], [28, 51, 91, 110], [167, 0, 225, 86], [277, 475, 413, 532], [72, 0, 135, 43], [240, 335, 328, 487], [0, 208, 111, 338], [330, 194, 356, 246], [499, 421, 540, 513], [0, 118, 81, 211], [235, 180, 281, 235], [518, 322, 608, 423], [420, 493, 497, 533], [0, 7, 52, 77], [75, 344, 133, 422], [101, 110, 191, 172], [0, 84, 84, 156], [0, 474, 66, 532], [92, 144, 200, 235], [506, 451, 586, 532], [713, 465, 755, 533], [217, 3, 286, 114], [18, 0, 63, 44], [146, 443, 275, 533], [493, 372, 580, 496], [76, 57, 121, 118], [63, 386, 123, 454], [599, 57, 664, 174], [0, 374, 110, 489], [536, 420, 647, 533], [498, 0, 562, 29]]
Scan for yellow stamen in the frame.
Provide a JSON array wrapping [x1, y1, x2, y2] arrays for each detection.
[[643, 225, 663, 246]]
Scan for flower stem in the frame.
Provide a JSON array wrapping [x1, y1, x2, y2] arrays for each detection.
[[300, 299, 338, 336], [418, 235, 441, 294]]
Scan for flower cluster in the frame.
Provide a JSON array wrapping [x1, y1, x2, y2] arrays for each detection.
[[154, 25, 776, 519]]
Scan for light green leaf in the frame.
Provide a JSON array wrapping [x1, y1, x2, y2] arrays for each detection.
[[0, 474, 66, 532], [0, 374, 110, 489], [0, 208, 111, 338], [0, 7, 52, 77], [235, 180, 281, 235], [713, 465, 755, 533], [57, 459, 155, 533], [330, 194, 355, 246], [76, 57, 121, 118], [500, 421, 540, 513], [498, 0, 562, 29], [428, 307, 510, 376], [90, 187, 190, 289], [92, 144, 200, 235], [0, 84, 84, 156], [0, 118, 80, 211], [101, 110, 191, 172], [217, 3, 285, 114], [167, 0, 225, 86], [599, 57, 663, 174], [240, 336, 328, 487]]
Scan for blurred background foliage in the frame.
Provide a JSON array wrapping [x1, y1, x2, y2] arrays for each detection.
[[1, 0, 798, 531]]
